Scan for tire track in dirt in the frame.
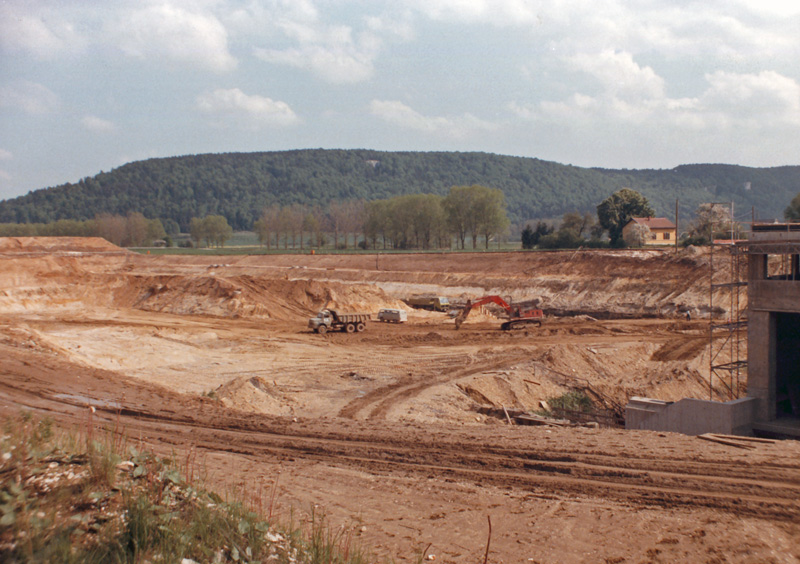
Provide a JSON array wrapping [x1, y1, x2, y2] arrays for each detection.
[[337, 350, 534, 420], [2, 350, 798, 524], [106, 410, 800, 522]]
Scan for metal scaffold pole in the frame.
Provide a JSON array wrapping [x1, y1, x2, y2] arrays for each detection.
[[708, 202, 748, 401]]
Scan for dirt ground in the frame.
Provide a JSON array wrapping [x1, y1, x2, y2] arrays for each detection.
[[1, 237, 798, 563]]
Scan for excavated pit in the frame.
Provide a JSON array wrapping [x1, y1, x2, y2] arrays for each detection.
[[0, 237, 738, 422], [4, 237, 797, 564]]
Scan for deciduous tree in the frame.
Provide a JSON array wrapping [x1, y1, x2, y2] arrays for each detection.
[[596, 188, 654, 245], [623, 223, 651, 247], [689, 203, 740, 242], [785, 193, 800, 222]]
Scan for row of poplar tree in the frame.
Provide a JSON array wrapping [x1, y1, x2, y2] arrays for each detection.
[[253, 185, 509, 250], [0, 184, 510, 250]]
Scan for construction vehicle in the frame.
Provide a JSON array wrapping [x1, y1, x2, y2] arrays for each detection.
[[454, 295, 544, 330], [377, 308, 407, 323], [404, 296, 451, 312], [308, 309, 370, 334]]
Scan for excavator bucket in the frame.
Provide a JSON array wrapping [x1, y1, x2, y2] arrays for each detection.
[[454, 301, 472, 330]]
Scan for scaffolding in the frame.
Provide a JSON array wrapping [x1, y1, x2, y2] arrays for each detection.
[[708, 203, 748, 401]]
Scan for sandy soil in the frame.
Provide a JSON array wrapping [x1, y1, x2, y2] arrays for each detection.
[[0, 237, 796, 563]]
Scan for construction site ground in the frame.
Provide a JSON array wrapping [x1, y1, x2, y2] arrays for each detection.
[[1, 237, 798, 563]]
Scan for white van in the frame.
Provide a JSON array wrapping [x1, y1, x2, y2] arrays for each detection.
[[377, 309, 407, 323]]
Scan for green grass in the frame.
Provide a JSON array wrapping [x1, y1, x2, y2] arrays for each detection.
[[546, 391, 595, 413], [129, 229, 525, 255], [0, 412, 380, 564], [132, 242, 525, 256]]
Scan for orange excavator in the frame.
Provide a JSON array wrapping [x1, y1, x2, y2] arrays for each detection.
[[454, 295, 544, 330]]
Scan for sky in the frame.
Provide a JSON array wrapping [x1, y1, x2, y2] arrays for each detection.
[[1, 0, 799, 201]]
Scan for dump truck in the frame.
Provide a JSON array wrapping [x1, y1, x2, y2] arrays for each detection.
[[404, 296, 451, 312], [308, 309, 371, 334]]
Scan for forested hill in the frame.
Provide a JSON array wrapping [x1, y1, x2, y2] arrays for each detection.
[[1, 149, 798, 230]]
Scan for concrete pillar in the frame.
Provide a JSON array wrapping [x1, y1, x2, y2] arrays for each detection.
[[748, 253, 766, 281], [747, 310, 775, 421]]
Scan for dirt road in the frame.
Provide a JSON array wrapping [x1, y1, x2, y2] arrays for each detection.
[[1, 238, 796, 563]]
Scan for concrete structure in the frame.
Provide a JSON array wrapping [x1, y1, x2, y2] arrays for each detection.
[[625, 222, 800, 438], [626, 397, 757, 436], [745, 223, 800, 438], [622, 217, 677, 246]]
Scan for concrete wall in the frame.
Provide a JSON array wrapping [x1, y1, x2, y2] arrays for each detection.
[[626, 396, 757, 436], [748, 310, 775, 421], [750, 281, 800, 312]]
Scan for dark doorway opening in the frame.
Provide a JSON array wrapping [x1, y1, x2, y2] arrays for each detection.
[[775, 312, 800, 418]]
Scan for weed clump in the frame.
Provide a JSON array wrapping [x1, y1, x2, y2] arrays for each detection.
[[0, 411, 373, 563], [547, 391, 595, 413]]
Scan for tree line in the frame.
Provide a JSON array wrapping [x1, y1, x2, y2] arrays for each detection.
[[0, 213, 167, 247], [2, 150, 797, 231], [0, 183, 509, 251], [520, 186, 800, 250], [253, 185, 509, 250], [4, 186, 799, 251]]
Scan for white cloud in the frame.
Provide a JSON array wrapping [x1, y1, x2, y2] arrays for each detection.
[[0, 81, 60, 115], [514, 64, 800, 134], [700, 70, 800, 127], [567, 50, 665, 100], [114, 3, 236, 72], [408, 0, 543, 26], [365, 12, 415, 41], [370, 100, 498, 138], [255, 23, 379, 84], [0, 2, 85, 59], [81, 116, 115, 133], [409, 1, 799, 68], [196, 88, 299, 127], [735, 0, 800, 17]]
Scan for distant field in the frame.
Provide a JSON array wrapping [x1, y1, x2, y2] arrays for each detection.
[[133, 232, 524, 255], [132, 245, 524, 256]]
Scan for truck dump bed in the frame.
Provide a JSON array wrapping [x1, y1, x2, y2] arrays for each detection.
[[336, 313, 371, 323]]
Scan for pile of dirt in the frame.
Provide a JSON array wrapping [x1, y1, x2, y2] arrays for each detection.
[[114, 274, 406, 320], [0, 236, 126, 254], [213, 376, 294, 415], [535, 339, 712, 406], [0, 248, 406, 320]]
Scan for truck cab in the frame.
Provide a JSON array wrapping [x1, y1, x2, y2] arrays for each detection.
[[308, 309, 335, 332]]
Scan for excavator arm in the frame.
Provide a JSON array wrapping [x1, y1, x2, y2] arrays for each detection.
[[454, 295, 513, 329]]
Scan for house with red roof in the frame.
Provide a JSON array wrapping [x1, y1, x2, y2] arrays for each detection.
[[622, 217, 677, 246]]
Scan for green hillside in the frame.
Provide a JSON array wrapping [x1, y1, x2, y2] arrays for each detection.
[[1, 150, 797, 230]]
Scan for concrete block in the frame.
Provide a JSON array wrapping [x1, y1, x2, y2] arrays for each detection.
[[625, 396, 757, 436]]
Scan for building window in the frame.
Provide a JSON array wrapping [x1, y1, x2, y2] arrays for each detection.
[[664, 232, 671, 240]]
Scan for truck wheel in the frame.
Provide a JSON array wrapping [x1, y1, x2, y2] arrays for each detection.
[[317, 325, 328, 335], [345, 323, 356, 333], [356, 322, 366, 332]]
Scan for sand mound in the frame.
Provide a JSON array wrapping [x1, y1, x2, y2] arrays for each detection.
[[213, 376, 294, 415], [114, 274, 406, 320], [0, 237, 125, 254], [0, 244, 406, 320]]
